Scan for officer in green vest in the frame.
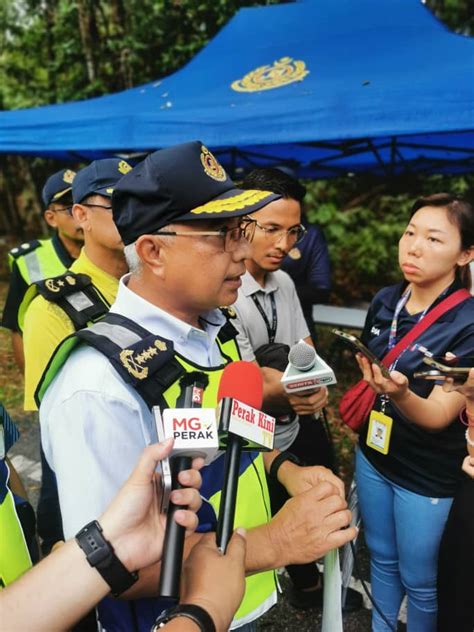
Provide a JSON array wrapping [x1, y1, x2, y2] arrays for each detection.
[[1, 168, 83, 371], [0, 403, 38, 588], [39, 141, 357, 632]]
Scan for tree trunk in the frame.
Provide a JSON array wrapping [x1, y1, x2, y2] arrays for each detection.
[[77, 0, 97, 85]]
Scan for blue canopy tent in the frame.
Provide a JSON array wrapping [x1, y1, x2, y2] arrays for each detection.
[[0, 0, 473, 178]]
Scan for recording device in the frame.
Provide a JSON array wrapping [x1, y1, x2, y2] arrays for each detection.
[[414, 356, 473, 383], [281, 339, 337, 393], [332, 329, 391, 379], [154, 372, 219, 602], [216, 361, 275, 552]]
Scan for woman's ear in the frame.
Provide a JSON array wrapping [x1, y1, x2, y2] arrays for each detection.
[[72, 204, 90, 232], [457, 245, 474, 268], [135, 235, 165, 278]]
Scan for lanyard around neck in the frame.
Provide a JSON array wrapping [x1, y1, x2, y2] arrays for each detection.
[[251, 292, 277, 344]]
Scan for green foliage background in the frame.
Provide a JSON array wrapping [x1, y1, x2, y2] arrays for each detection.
[[0, 0, 473, 299]]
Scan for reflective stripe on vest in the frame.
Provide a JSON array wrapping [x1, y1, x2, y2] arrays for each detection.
[[15, 238, 67, 285], [0, 462, 32, 587]]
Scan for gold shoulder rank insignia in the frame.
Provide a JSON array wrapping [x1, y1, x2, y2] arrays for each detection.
[[45, 278, 62, 293], [119, 339, 168, 380]]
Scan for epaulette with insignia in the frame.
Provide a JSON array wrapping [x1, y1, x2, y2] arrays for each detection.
[[35, 272, 91, 301], [9, 240, 41, 259], [35, 272, 109, 330]]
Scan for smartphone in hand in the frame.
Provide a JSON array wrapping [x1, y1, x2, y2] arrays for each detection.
[[332, 329, 391, 378]]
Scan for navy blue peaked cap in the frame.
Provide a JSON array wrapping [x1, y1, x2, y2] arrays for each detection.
[[112, 141, 280, 246], [73, 158, 133, 204], [42, 169, 76, 207]]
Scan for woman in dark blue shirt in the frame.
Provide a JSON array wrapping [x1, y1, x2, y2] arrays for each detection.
[[354, 194, 474, 632]]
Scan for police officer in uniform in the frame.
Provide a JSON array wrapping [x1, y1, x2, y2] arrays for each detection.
[[1, 169, 83, 371], [39, 141, 356, 632], [21, 158, 132, 558]]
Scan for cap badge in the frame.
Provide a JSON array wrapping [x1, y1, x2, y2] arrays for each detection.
[[120, 339, 168, 380], [118, 160, 132, 175], [231, 57, 309, 93], [200, 146, 226, 182], [62, 170, 76, 184], [288, 247, 302, 260]]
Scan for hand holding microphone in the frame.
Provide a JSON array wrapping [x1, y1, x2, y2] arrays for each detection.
[[281, 340, 335, 415], [156, 372, 219, 601]]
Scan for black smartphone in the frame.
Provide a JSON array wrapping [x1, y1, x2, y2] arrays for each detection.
[[413, 357, 473, 383], [332, 329, 391, 378]]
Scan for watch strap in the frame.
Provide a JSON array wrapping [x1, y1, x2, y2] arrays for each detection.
[[152, 603, 216, 632], [75, 520, 138, 597], [269, 451, 301, 480]]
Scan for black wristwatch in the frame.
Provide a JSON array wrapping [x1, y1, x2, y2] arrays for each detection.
[[75, 520, 138, 597], [269, 451, 301, 480], [151, 604, 216, 632]]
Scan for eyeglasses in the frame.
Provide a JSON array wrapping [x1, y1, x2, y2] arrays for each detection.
[[81, 203, 113, 211], [245, 218, 306, 245], [154, 220, 256, 253]]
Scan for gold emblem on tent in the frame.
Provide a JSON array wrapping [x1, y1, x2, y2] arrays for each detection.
[[200, 146, 226, 182], [118, 160, 132, 175], [119, 339, 168, 380], [231, 57, 309, 93], [62, 170, 76, 184]]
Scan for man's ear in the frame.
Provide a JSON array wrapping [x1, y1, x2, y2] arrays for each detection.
[[43, 209, 58, 229], [71, 204, 90, 231], [135, 235, 166, 278]]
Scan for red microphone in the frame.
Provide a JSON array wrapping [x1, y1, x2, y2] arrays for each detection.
[[216, 361, 274, 552]]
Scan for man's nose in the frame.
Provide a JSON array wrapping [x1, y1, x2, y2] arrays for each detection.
[[233, 236, 252, 260]]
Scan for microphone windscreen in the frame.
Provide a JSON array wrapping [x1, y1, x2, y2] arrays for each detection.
[[217, 361, 263, 410], [288, 340, 317, 371]]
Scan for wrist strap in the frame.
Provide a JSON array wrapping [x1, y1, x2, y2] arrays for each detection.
[[269, 451, 300, 480], [153, 604, 216, 632], [381, 289, 470, 368], [75, 520, 138, 597]]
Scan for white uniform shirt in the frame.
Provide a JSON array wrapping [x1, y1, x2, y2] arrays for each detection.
[[40, 274, 226, 538]]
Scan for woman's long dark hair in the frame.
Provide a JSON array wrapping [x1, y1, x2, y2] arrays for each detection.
[[410, 193, 473, 290]]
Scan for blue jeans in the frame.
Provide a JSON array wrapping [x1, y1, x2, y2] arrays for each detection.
[[355, 448, 452, 632]]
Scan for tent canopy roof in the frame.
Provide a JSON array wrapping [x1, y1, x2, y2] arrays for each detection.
[[1, 0, 473, 178]]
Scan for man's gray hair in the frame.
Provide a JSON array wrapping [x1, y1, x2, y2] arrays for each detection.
[[123, 225, 177, 275]]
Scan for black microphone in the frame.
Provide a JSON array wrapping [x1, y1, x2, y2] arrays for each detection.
[[157, 372, 217, 602], [215, 361, 274, 553]]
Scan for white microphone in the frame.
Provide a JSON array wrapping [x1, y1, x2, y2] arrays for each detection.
[[281, 339, 337, 393]]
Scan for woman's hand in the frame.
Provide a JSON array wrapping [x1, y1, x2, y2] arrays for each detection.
[[356, 353, 409, 402], [462, 455, 474, 478], [442, 367, 474, 403]]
